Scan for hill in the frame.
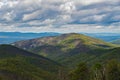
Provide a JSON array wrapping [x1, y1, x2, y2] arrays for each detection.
[[111, 39, 120, 45], [12, 33, 119, 69], [13, 33, 116, 49], [84, 33, 120, 41], [0, 45, 61, 80]]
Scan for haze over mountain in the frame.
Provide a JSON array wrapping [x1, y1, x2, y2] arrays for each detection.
[[0, 32, 60, 44], [0, 32, 120, 44], [13, 33, 120, 68], [84, 33, 120, 42]]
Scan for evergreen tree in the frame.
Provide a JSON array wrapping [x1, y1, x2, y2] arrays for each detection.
[[105, 59, 120, 80], [70, 62, 90, 80], [92, 63, 105, 80]]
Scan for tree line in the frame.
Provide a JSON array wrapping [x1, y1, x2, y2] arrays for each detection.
[[58, 59, 120, 80], [70, 59, 120, 80]]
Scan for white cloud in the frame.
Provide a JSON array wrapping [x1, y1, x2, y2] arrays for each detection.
[[74, 0, 105, 5], [60, 1, 76, 14], [0, 0, 120, 33], [0, 23, 120, 33], [80, 14, 106, 22], [28, 19, 55, 26], [3, 11, 15, 21], [112, 15, 120, 21], [23, 10, 41, 21], [0, 2, 4, 8]]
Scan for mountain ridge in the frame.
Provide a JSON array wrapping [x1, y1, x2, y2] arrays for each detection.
[[0, 44, 61, 80], [12, 33, 119, 68], [111, 39, 120, 45], [13, 33, 117, 50], [0, 32, 60, 44]]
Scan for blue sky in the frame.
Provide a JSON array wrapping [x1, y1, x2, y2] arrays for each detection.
[[0, 0, 120, 33]]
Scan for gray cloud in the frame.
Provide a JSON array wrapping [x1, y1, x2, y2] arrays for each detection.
[[0, 0, 120, 33]]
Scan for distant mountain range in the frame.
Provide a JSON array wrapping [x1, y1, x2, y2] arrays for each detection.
[[0, 32, 60, 44], [0, 32, 120, 44], [13, 33, 120, 68], [84, 33, 120, 42]]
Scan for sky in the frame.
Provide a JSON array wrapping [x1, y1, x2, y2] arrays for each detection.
[[0, 0, 120, 33]]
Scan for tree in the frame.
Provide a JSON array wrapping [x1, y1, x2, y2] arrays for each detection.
[[58, 68, 69, 80], [105, 59, 120, 80], [92, 63, 105, 80], [70, 62, 90, 80]]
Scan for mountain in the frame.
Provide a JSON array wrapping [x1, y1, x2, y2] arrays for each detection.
[[0, 32, 60, 44], [111, 39, 120, 45], [0, 44, 61, 80], [84, 33, 120, 42], [1, 32, 120, 44], [13, 33, 119, 68], [13, 33, 117, 49]]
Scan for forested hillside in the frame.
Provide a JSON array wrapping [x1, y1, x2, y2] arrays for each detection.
[[13, 33, 120, 68], [0, 45, 62, 80]]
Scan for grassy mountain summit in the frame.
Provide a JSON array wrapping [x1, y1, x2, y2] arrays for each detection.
[[13, 33, 119, 68], [13, 33, 116, 50], [0, 45, 61, 80]]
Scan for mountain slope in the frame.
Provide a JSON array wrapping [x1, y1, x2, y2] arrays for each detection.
[[0, 45, 61, 80], [84, 33, 120, 42], [13, 33, 119, 68], [13, 33, 116, 49], [111, 39, 120, 45]]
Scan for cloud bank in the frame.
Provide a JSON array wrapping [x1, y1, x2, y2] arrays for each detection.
[[0, 0, 120, 33]]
